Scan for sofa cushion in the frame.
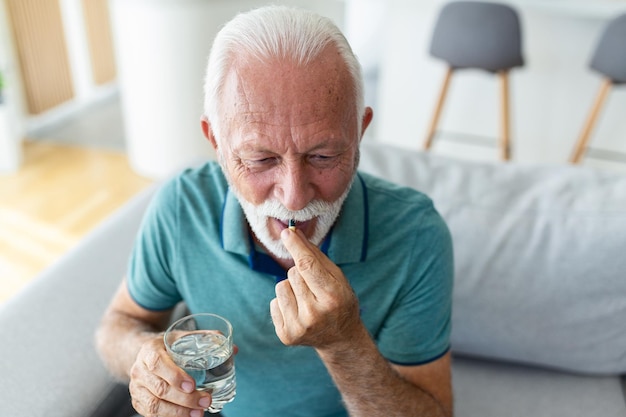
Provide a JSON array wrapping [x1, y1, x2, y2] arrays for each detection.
[[452, 355, 626, 417], [358, 142, 626, 375]]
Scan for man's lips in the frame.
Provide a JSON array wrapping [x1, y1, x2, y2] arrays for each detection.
[[275, 218, 312, 231]]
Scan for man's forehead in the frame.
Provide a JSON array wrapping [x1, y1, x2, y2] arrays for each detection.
[[222, 60, 354, 122]]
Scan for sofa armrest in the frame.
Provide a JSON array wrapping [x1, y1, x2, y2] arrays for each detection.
[[0, 185, 157, 417]]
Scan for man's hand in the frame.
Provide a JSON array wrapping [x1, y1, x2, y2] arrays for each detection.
[[268, 229, 452, 417], [128, 336, 212, 417], [270, 228, 362, 348]]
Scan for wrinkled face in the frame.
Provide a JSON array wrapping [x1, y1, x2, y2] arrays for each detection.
[[206, 47, 371, 259]]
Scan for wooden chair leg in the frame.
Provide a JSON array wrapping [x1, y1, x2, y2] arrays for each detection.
[[570, 78, 613, 164], [423, 67, 453, 150], [498, 71, 511, 161]]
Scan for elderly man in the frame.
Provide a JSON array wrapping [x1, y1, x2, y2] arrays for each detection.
[[96, 5, 453, 417]]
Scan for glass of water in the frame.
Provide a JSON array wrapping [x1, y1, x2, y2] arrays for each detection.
[[164, 313, 236, 413]]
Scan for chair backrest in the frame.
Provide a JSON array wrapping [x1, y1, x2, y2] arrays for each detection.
[[429, 1, 524, 72], [590, 13, 626, 84]]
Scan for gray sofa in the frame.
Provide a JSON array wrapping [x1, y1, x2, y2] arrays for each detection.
[[1, 142, 625, 417]]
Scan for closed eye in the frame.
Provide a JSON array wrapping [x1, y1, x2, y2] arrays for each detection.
[[308, 154, 339, 167], [243, 157, 279, 170]]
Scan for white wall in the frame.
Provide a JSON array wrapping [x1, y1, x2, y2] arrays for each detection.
[[0, 0, 23, 173], [376, 0, 626, 169]]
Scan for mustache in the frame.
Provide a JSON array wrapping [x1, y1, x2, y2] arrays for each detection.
[[252, 199, 336, 222]]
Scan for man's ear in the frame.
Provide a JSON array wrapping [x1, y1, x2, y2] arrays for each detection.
[[360, 107, 374, 141], [201, 116, 219, 151]]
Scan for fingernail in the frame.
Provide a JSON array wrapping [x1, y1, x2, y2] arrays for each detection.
[[190, 410, 203, 417], [199, 396, 212, 408], [181, 381, 194, 393]]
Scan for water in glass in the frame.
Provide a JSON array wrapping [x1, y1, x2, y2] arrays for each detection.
[[170, 332, 236, 413]]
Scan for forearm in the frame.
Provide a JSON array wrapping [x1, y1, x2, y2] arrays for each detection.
[[95, 309, 164, 382], [316, 325, 450, 417]]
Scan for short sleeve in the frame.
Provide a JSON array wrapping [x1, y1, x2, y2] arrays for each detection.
[[127, 179, 183, 310], [378, 207, 454, 365]]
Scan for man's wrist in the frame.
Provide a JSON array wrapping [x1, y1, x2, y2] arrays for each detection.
[[315, 321, 374, 361]]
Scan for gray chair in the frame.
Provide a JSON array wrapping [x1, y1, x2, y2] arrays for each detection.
[[570, 13, 626, 164], [423, 1, 524, 161]]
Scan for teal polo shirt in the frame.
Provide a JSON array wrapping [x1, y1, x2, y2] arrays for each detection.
[[127, 161, 453, 417]]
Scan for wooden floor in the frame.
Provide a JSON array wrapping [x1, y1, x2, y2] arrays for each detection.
[[0, 140, 153, 303]]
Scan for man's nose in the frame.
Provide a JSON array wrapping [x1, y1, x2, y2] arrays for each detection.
[[276, 161, 315, 211]]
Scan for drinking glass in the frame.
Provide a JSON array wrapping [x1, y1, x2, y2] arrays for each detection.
[[164, 313, 236, 413]]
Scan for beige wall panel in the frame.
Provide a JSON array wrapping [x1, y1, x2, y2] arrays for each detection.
[[6, 0, 74, 114], [82, 0, 116, 85]]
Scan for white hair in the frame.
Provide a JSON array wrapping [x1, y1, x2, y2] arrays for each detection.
[[203, 5, 365, 142]]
